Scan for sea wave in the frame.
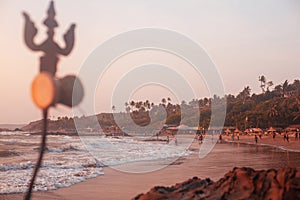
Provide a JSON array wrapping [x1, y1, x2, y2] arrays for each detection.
[[46, 144, 87, 153], [0, 159, 103, 194], [0, 135, 192, 194], [0, 131, 29, 136], [83, 136, 192, 166]]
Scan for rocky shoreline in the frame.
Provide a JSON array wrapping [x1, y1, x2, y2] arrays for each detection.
[[134, 167, 300, 200]]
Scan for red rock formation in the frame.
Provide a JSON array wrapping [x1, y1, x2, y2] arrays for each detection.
[[134, 167, 300, 200]]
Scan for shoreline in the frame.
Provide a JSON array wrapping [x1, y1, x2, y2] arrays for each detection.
[[1, 135, 300, 199], [0, 141, 206, 200], [222, 134, 300, 152]]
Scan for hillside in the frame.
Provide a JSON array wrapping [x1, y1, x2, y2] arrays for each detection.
[[21, 79, 300, 134], [0, 124, 26, 130]]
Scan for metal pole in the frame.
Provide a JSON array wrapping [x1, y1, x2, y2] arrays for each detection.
[[25, 109, 48, 200]]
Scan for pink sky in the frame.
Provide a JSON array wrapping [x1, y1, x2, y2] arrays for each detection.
[[0, 0, 299, 124]]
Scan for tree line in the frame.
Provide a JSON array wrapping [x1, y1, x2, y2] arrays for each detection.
[[25, 77, 300, 133], [122, 77, 300, 130]]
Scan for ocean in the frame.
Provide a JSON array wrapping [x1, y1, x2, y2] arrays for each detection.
[[1, 131, 300, 194], [0, 132, 191, 194]]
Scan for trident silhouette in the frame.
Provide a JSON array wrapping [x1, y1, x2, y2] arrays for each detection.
[[23, 1, 75, 76], [22, 1, 83, 199]]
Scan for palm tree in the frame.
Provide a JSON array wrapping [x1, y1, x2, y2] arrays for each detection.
[[238, 86, 251, 104], [266, 81, 274, 92], [145, 100, 151, 110], [293, 97, 300, 121], [268, 104, 279, 118], [125, 106, 131, 113], [203, 98, 209, 106], [282, 80, 289, 93], [135, 101, 142, 110], [124, 102, 130, 113], [125, 102, 130, 113], [130, 101, 135, 111], [198, 99, 204, 107], [293, 80, 300, 91], [259, 75, 266, 93], [274, 85, 283, 96], [161, 98, 167, 107]]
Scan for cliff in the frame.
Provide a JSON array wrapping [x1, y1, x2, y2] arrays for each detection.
[[134, 167, 300, 200]]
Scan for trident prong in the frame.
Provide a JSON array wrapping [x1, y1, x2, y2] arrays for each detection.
[[23, 0, 76, 76]]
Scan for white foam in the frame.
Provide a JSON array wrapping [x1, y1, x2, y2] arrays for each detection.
[[0, 134, 103, 194], [47, 144, 86, 153], [0, 131, 28, 136], [83, 137, 192, 166], [1, 135, 192, 194], [0, 139, 21, 143], [0, 154, 103, 194], [0, 163, 103, 194]]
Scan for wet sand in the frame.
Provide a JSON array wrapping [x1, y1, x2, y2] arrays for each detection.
[[1, 135, 300, 200], [1, 141, 214, 200], [223, 134, 300, 151]]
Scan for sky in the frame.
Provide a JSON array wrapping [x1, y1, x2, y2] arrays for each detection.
[[0, 0, 300, 124]]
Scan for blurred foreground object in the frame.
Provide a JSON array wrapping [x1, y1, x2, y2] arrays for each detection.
[[23, 1, 75, 76], [23, 1, 83, 199], [31, 73, 84, 109]]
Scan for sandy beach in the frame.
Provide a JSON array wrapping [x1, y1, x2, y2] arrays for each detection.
[[1, 134, 300, 200], [1, 140, 218, 200], [223, 134, 300, 151]]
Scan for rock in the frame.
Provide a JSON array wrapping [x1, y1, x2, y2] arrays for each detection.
[[133, 177, 212, 200], [133, 167, 300, 200], [85, 163, 97, 168]]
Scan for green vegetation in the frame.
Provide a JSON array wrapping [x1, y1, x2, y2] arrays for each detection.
[[21, 78, 300, 133], [224, 78, 300, 129], [123, 78, 300, 130]]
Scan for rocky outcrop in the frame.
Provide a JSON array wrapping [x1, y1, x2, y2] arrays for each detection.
[[20, 114, 127, 135], [0, 128, 11, 132], [134, 167, 300, 200]]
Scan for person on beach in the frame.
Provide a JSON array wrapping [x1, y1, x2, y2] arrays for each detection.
[[259, 133, 262, 139], [255, 134, 258, 144], [283, 132, 287, 141], [194, 134, 198, 141], [195, 130, 200, 142], [199, 134, 203, 144], [232, 133, 234, 141], [295, 131, 299, 141], [272, 132, 276, 139], [219, 134, 222, 143], [166, 136, 169, 144], [237, 133, 240, 141], [286, 133, 289, 142]]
